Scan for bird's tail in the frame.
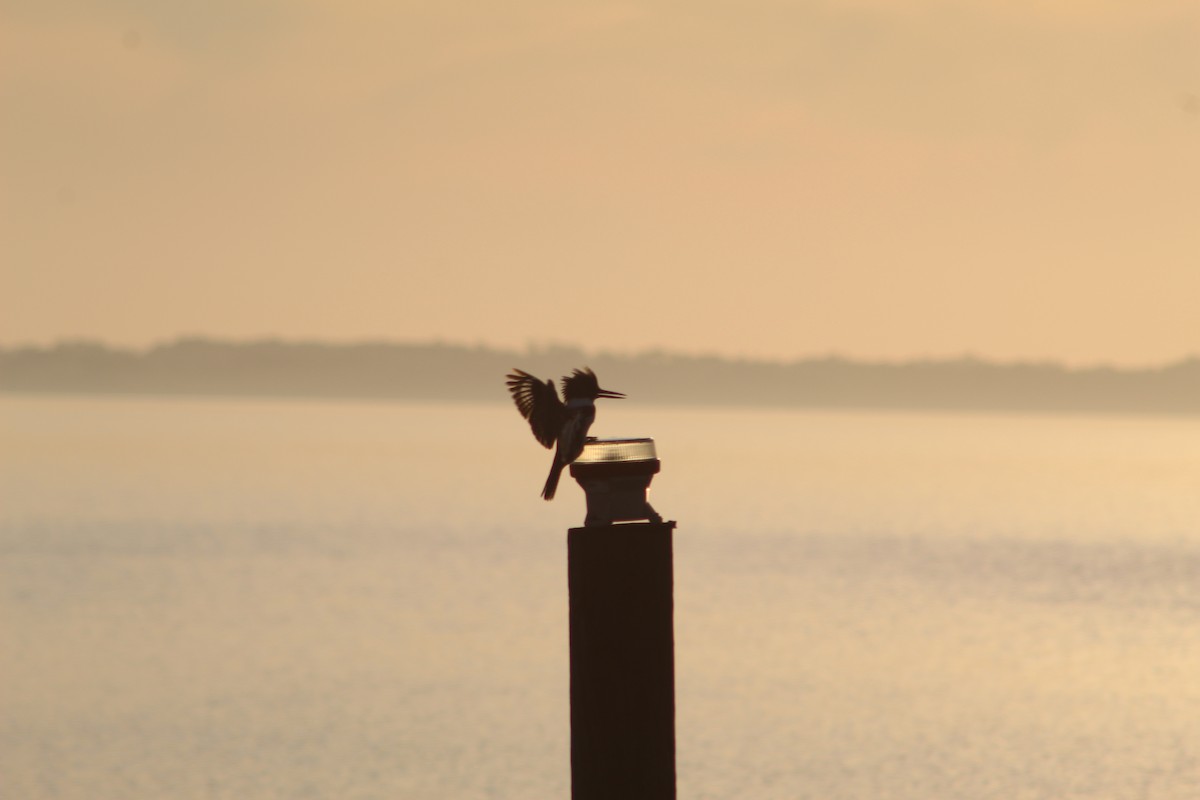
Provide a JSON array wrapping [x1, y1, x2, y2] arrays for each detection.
[[542, 460, 566, 501]]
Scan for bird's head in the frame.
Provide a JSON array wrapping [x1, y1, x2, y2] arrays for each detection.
[[562, 368, 625, 401]]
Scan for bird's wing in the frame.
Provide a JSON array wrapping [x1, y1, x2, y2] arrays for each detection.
[[506, 369, 564, 449]]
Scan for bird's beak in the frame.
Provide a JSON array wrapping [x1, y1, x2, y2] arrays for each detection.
[[596, 388, 625, 399]]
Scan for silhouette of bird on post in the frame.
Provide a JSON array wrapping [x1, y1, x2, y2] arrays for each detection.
[[506, 368, 625, 500]]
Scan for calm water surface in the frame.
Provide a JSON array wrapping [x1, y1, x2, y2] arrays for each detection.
[[3, 395, 1200, 798]]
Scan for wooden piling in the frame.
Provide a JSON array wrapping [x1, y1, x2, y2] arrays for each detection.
[[568, 520, 676, 800]]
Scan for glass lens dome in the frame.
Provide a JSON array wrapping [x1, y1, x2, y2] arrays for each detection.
[[574, 437, 657, 464]]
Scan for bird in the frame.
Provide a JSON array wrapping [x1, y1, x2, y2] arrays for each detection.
[[506, 367, 625, 500]]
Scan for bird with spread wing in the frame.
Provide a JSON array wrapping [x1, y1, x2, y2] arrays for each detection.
[[506, 368, 625, 500]]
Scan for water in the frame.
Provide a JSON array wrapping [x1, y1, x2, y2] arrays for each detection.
[[3, 395, 1200, 798]]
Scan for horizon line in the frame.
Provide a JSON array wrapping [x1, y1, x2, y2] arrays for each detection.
[[2, 334, 1197, 373]]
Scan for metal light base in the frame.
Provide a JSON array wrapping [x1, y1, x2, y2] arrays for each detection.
[[569, 438, 664, 528]]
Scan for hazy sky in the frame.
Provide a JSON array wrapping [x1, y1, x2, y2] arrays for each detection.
[[3, 1, 1198, 364]]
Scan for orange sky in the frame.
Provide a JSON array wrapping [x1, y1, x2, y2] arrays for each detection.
[[3, 1, 1198, 365]]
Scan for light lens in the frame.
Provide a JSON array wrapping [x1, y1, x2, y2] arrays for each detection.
[[574, 437, 657, 464]]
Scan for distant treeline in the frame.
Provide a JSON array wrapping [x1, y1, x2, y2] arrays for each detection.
[[2, 338, 1199, 415]]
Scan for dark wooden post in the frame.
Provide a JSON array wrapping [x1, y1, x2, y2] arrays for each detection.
[[568, 520, 676, 800]]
